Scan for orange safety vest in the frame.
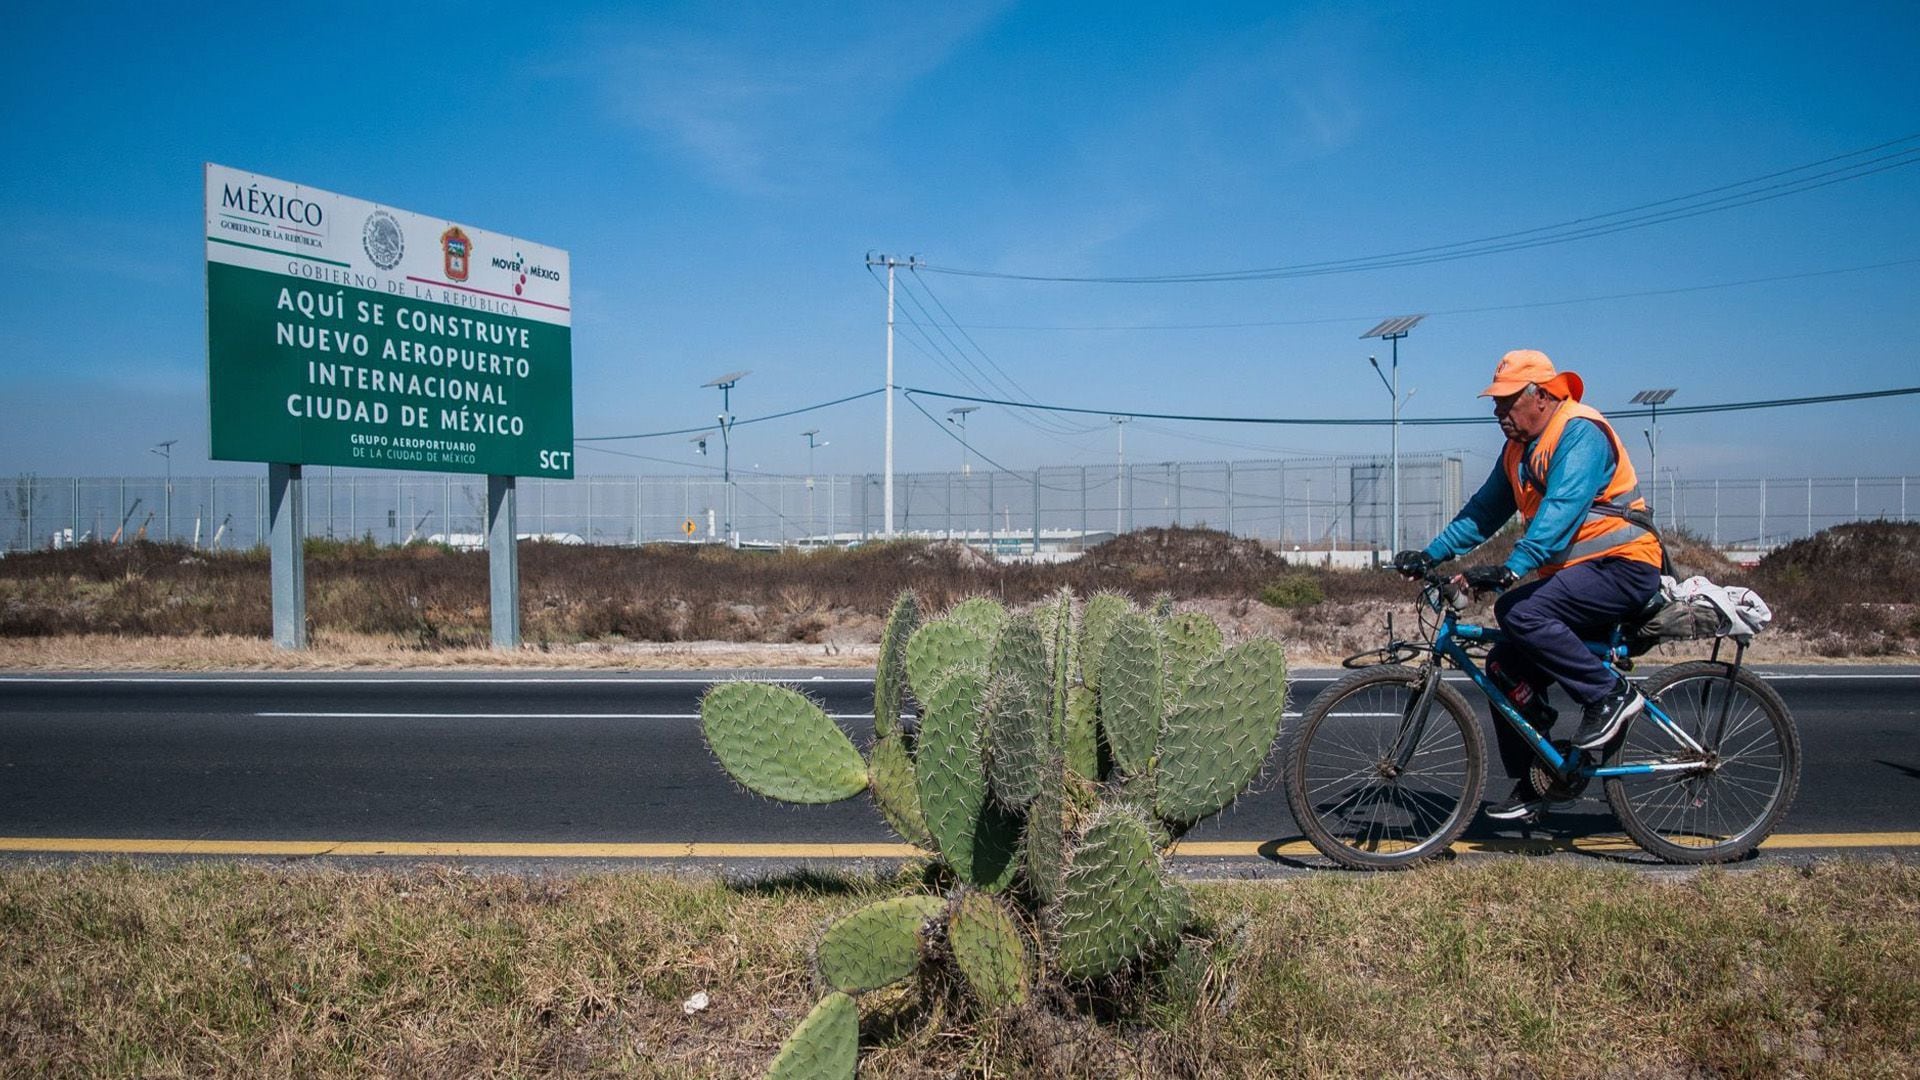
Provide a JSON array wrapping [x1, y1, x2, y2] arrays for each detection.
[[1500, 399, 1664, 576]]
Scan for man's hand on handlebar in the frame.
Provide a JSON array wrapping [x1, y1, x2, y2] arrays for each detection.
[[1457, 564, 1517, 598], [1391, 549, 1437, 580]]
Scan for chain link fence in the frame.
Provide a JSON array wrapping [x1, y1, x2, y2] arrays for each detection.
[[3, 461, 1912, 555]]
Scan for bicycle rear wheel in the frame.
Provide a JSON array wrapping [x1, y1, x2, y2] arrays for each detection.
[[1604, 661, 1800, 864], [1286, 666, 1484, 870]]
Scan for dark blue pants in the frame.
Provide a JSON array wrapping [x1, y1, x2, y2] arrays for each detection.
[[1488, 556, 1661, 781]]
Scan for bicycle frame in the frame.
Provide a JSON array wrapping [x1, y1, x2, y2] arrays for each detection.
[[1420, 608, 1708, 783]]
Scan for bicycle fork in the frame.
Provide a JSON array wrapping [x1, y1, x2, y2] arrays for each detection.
[[1385, 664, 1445, 776]]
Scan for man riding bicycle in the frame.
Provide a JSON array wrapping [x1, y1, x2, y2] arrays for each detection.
[[1393, 350, 1664, 822]]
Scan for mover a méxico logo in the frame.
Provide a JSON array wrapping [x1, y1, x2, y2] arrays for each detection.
[[440, 226, 472, 282], [490, 250, 562, 295]]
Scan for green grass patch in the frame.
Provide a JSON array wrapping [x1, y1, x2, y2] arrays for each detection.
[[2, 859, 1917, 1076]]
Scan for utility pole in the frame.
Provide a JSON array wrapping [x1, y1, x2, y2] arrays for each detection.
[[148, 440, 177, 543], [1110, 416, 1130, 536], [702, 370, 750, 548], [866, 253, 919, 539], [1362, 316, 1423, 555]]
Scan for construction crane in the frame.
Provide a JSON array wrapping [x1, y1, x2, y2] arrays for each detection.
[[131, 511, 156, 542], [109, 498, 144, 545]]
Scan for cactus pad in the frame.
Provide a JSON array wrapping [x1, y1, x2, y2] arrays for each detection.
[[1154, 640, 1288, 825], [1098, 612, 1164, 777], [867, 731, 931, 847], [767, 991, 858, 1080], [1078, 591, 1132, 692], [1162, 610, 1225, 705], [948, 892, 1031, 1009], [906, 616, 996, 703], [915, 663, 1020, 890], [874, 590, 920, 740], [816, 895, 946, 994], [983, 672, 1049, 809], [1054, 807, 1184, 980], [946, 595, 1008, 639], [1063, 684, 1101, 782], [701, 682, 867, 804], [1024, 756, 1068, 904]]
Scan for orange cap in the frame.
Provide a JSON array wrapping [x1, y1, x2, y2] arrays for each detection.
[[1479, 349, 1583, 402]]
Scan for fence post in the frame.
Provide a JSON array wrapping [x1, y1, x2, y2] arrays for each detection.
[[633, 476, 641, 546], [1713, 479, 1719, 548], [442, 476, 451, 543], [1080, 465, 1088, 539], [1173, 463, 1182, 526], [1806, 477, 1812, 538], [988, 471, 996, 549], [1031, 470, 1040, 555], [73, 477, 80, 546], [1225, 462, 1235, 535], [1759, 478, 1767, 547]]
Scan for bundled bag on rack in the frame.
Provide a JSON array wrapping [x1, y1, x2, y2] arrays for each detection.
[[1624, 574, 1772, 653]]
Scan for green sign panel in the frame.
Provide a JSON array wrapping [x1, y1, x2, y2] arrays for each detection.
[[205, 164, 574, 477]]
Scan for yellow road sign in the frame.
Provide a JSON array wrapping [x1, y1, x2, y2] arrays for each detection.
[[683, 518, 697, 536]]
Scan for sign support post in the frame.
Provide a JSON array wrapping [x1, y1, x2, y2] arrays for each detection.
[[487, 474, 520, 648], [268, 462, 306, 649]]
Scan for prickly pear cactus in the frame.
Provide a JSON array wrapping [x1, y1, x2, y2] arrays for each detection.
[[874, 590, 920, 740], [1054, 805, 1189, 980], [948, 891, 1031, 1009], [1099, 611, 1164, 777], [816, 895, 946, 993], [697, 585, 1290, 1078], [701, 682, 867, 804], [767, 992, 859, 1080]]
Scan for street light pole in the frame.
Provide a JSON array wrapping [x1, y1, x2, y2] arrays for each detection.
[[1361, 316, 1423, 555], [148, 440, 177, 543], [946, 406, 978, 475], [1632, 389, 1678, 528], [801, 429, 827, 547], [702, 370, 750, 548]]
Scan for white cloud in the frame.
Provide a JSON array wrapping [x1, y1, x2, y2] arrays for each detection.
[[592, 4, 1010, 194]]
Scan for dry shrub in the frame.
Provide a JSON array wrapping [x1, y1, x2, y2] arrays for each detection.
[[3, 524, 1916, 655]]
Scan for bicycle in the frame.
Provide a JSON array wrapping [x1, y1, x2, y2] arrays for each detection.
[[1285, 569, 1800, 870]]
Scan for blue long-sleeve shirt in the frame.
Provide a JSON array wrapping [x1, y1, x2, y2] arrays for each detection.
[[1423, 418, 1616, 579]]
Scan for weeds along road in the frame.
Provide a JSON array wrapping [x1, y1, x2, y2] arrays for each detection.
[[1, 669, 1916, 870]]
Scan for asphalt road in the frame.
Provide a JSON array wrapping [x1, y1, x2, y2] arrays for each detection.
[[2, 668, 1916, 866]]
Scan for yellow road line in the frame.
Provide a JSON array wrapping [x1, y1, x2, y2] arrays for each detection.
[[1, 832, 1916, 859]]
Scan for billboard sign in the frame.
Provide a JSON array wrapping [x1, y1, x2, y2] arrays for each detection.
[[205, 164, 574, 477]]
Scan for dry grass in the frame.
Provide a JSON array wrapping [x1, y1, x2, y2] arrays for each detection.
[[2, 859, 1917, 1078], [2, 524, 1916, 667]]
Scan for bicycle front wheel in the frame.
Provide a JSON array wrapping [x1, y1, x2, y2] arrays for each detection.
[[1286, 666, 1484, 870], [1604, 661, 1800, 864]]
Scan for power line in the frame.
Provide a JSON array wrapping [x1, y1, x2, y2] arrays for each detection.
[[874, 264, 1093, 439], [903, 383, 1920, 427], [576, 387, 884, 442], [918, 135, 1920, 284], [944, 256, 1920, 331]]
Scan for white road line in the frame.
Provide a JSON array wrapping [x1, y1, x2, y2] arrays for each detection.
[[0, 675, 874, 685], [257, 711, 874, 720]]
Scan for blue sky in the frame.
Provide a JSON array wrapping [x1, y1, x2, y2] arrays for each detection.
[[2, 2, 1917, 483]]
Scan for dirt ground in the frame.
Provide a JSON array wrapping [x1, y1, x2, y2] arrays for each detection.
[[0, 602, 1900, 672]]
